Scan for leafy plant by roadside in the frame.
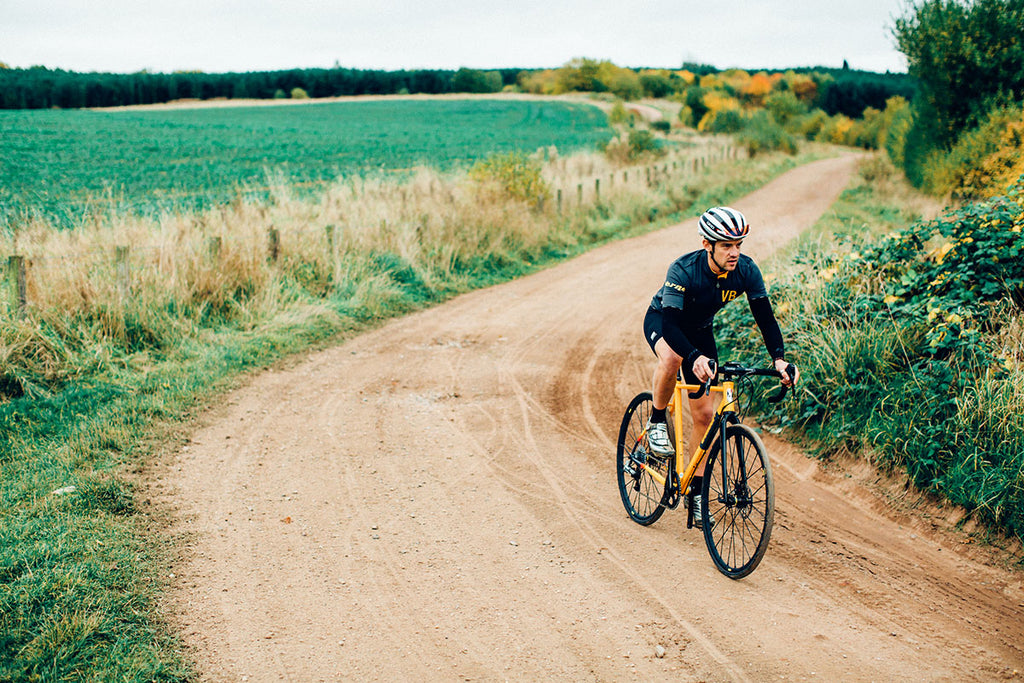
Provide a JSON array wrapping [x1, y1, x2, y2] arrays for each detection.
[[718, 172, 1024, 543], [468, 151, 551, 204]]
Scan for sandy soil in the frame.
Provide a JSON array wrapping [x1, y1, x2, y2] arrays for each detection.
[[153, 154, 1024, 681]]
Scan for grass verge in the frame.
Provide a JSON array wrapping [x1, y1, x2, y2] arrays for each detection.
[[717, 154, 1024, 557]]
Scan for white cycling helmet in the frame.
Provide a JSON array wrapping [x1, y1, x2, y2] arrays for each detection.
[[698, 206, 750, 242]]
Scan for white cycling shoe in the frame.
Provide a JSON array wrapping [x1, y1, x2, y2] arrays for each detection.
[[692, 494, 715, 530], [645, 419, 674, 456]]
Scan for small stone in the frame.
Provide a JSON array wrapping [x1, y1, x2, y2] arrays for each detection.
[[655, 645, 666, 658]]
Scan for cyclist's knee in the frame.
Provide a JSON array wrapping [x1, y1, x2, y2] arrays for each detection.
[[654, 339, 682, 370]]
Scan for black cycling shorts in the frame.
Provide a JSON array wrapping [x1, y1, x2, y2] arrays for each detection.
[[643, 306, 718, 385]]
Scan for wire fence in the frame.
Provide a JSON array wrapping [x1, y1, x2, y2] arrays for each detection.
[[2, 142, 743, 317]]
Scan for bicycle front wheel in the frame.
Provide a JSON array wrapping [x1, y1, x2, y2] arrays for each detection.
[[616, 392, 672, 525], [702, 423, 774, 579]]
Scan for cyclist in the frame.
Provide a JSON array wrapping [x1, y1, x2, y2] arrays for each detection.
[[643, 206, 798, 527]]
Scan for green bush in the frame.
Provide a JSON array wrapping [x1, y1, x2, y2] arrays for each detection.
[[706, 108, 744, 134], [737, 110, 797, 156], [607, 71, 643, 100], [640, 73, 673, 98], [290, 87, 309, 99], [921, 105, 1024, 200], [796, 109, 829, 140], [683, 86, 709, 125], [626, 129, 664, 157], [882, 96, 914, 168], [468, 150, 550, 203], [765, 90, 807, 128], [719, 177, 1024, 541]]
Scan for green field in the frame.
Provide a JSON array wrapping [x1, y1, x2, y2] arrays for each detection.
[[0, 98, 612, 227]]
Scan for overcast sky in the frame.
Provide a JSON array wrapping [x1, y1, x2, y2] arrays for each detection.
[[2, 0, 911, 75]]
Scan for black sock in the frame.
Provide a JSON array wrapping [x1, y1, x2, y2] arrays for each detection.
[[651, 407, 667, 423], [691, 476, 703, 496]]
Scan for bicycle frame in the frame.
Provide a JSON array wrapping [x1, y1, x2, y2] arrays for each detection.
[[641, 377, 740, 497]]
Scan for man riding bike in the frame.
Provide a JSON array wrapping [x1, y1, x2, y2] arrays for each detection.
[[643, 206, 798, 528]]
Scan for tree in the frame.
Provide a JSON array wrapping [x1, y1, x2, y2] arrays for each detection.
[[765, 90, 807, 127], [451, 68, 501, 93], [639, 71, 673, 98], [894, 0, 1024, 146]]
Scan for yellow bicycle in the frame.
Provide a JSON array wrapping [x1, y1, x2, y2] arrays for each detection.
[[616, 360, 790, 579]]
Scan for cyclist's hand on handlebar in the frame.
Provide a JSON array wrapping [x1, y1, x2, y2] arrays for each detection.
[[774, 358, 798, 386], [693, 355, 717, 383]]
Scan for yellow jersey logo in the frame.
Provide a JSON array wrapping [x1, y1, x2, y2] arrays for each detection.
[[721, 290, 738, 303]]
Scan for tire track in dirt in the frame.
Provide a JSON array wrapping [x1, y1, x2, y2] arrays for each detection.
[[157, 153, 1024, 681]]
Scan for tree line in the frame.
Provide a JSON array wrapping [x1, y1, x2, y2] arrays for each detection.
[[0, 66, 524, 110], [0, 61, 912, 116]]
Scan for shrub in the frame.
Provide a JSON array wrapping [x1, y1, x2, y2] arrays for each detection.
[[607, 71, 643, 100], [948, 106, 1024, 200], [467, 151, 550, 204], [816, 114, 855, 145], [626, 129, 664, 157], [651, 120, 671, 133], [882, 96, 914, 168], [290, 87, 309, 99], [704, 108, 744, 134], [683, 86, 709, 125], [718, 176, 1024, 540], [737, 110, 797, 156], [640, 72, 673, 98], [796, 109, 829, 140], [765, 90, 807, 128], [608, 100, 630, 125]]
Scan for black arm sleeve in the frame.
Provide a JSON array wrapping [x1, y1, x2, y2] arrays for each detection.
[[749, 296, 786, 360], [662, 307, 703, 365]]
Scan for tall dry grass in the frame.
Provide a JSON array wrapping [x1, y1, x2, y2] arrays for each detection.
[[0, 140, 743, 400]]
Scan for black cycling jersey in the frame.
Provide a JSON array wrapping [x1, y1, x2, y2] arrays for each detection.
[[647, 249, 785, 364], [650, 249, 768, 327]]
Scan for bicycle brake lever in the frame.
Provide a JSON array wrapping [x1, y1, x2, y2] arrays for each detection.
[[766, 363, 796, 404], [687, 359, 716, 399]]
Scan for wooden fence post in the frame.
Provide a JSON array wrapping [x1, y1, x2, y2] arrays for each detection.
[[267, 227, 280, 263], [594, 178, 600, 201], [577, 183, 583, 206], [325, 224, 335, 256], [115, 246, 130, 301], [556, 189, 563, 214], [206, 236, 222, 263], [7, 255, 26, 317]]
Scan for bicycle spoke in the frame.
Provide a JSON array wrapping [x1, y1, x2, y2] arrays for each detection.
[[617, 392, 672, 526], [701, 424, 774, 579]]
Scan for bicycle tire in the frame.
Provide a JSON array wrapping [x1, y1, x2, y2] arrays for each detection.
[[701, 423, 774, 579], [616, 392, 673, 525]]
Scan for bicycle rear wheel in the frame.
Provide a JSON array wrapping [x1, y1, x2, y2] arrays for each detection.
[[702, 423, 774, 579], [616, 392, 672, 525]]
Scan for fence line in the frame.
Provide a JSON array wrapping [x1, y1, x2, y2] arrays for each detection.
[[2, 145, 741, 314]]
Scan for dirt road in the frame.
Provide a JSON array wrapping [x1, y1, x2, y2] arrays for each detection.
[[159, 154, 1024, 681]]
